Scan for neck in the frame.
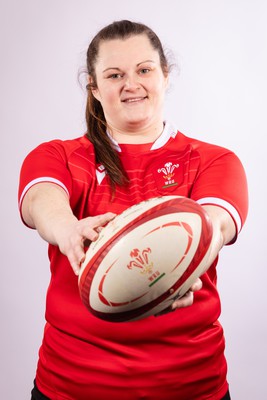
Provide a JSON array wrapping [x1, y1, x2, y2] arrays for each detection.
[[108, 121, 165, 144]]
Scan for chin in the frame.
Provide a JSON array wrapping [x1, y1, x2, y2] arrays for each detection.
[[124, 114, 152, 127]]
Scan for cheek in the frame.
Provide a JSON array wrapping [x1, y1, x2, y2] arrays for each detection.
[[151, 81, 167, 102], [98, 86, 117, 105], [150, 75, 167, 94]]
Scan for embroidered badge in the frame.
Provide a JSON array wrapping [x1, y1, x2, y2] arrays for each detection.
[[157, 162, 180, 188]]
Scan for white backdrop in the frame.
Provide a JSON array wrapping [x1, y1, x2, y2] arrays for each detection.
[[1, 0, 266, 399]]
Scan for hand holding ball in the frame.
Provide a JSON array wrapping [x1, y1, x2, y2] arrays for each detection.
[[78, 196, 213, 322]]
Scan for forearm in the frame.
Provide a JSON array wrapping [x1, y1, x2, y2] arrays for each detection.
[[21, 182, 116, 275], [202, 204, 236, 271], [21, 183, 77, 246]]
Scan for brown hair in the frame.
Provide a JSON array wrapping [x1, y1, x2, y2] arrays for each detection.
[[85, 20, 169, 190]]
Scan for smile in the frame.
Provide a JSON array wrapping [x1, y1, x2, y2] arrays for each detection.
[[122, 96, 147, 103]]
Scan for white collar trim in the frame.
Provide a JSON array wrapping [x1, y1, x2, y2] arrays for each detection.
[[150, 121, 177, 150], [107, 121, 178, 152]]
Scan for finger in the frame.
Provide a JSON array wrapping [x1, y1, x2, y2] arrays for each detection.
[[172, 291, 194, 310], [67, 243, 86, 276], [69, 256, 83, 276], [155, 291, 194, 317], [189, 278, 203, 292], [92, 212, 116, 229], [67, 213, 116, 275], [80, 213, 117, 244]]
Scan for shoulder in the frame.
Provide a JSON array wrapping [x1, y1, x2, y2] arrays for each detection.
[[173, 130, 244, 169], [176, 131, 231, 154], [28, 135, 94, 160]]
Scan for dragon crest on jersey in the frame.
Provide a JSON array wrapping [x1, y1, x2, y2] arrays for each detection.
[[157, 161, 180, 188]]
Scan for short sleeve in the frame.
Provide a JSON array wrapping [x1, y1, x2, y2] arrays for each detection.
[[191, 150, 248, 233], [18, 141, 73, 219]]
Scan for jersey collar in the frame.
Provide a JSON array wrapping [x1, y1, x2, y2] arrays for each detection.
[[107, 121, 178, 153]]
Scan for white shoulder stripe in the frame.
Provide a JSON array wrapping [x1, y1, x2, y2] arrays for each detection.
[[196, 197, 242, 233], [19, 177, 69, 206]]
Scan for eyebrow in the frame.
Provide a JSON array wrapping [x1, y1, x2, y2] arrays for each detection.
[[137, 59, 156, 66], [102, 60, 156, 73]]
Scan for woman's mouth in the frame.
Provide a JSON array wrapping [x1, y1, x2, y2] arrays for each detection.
[[122, 96, 147, 103]]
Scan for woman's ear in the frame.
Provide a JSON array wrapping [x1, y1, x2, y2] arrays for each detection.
[[88, 76, 100, 101], [164, 72, 169, 90]]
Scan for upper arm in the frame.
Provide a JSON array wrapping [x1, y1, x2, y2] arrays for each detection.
[[18, 141, 73, 227]]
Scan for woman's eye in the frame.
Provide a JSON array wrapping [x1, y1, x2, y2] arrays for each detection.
[[139, 68, 150, 74], [109, 73, 122, 79]]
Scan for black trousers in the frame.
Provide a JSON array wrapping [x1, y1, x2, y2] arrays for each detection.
[[31, 380, 231, 400]]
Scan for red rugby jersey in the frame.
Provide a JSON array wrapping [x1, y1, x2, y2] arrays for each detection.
[[18, 122, 248, 400]]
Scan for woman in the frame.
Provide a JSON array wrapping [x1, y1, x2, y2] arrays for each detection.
[[19, 20, 248, 400]]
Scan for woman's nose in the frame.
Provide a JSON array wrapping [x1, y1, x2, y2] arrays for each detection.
[[123, 74, 140, 90]]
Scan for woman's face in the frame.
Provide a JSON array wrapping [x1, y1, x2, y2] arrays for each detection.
[[91, 34, 168, 139]]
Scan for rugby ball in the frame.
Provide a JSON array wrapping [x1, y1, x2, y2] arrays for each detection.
[[78, 196, 213, 322]]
